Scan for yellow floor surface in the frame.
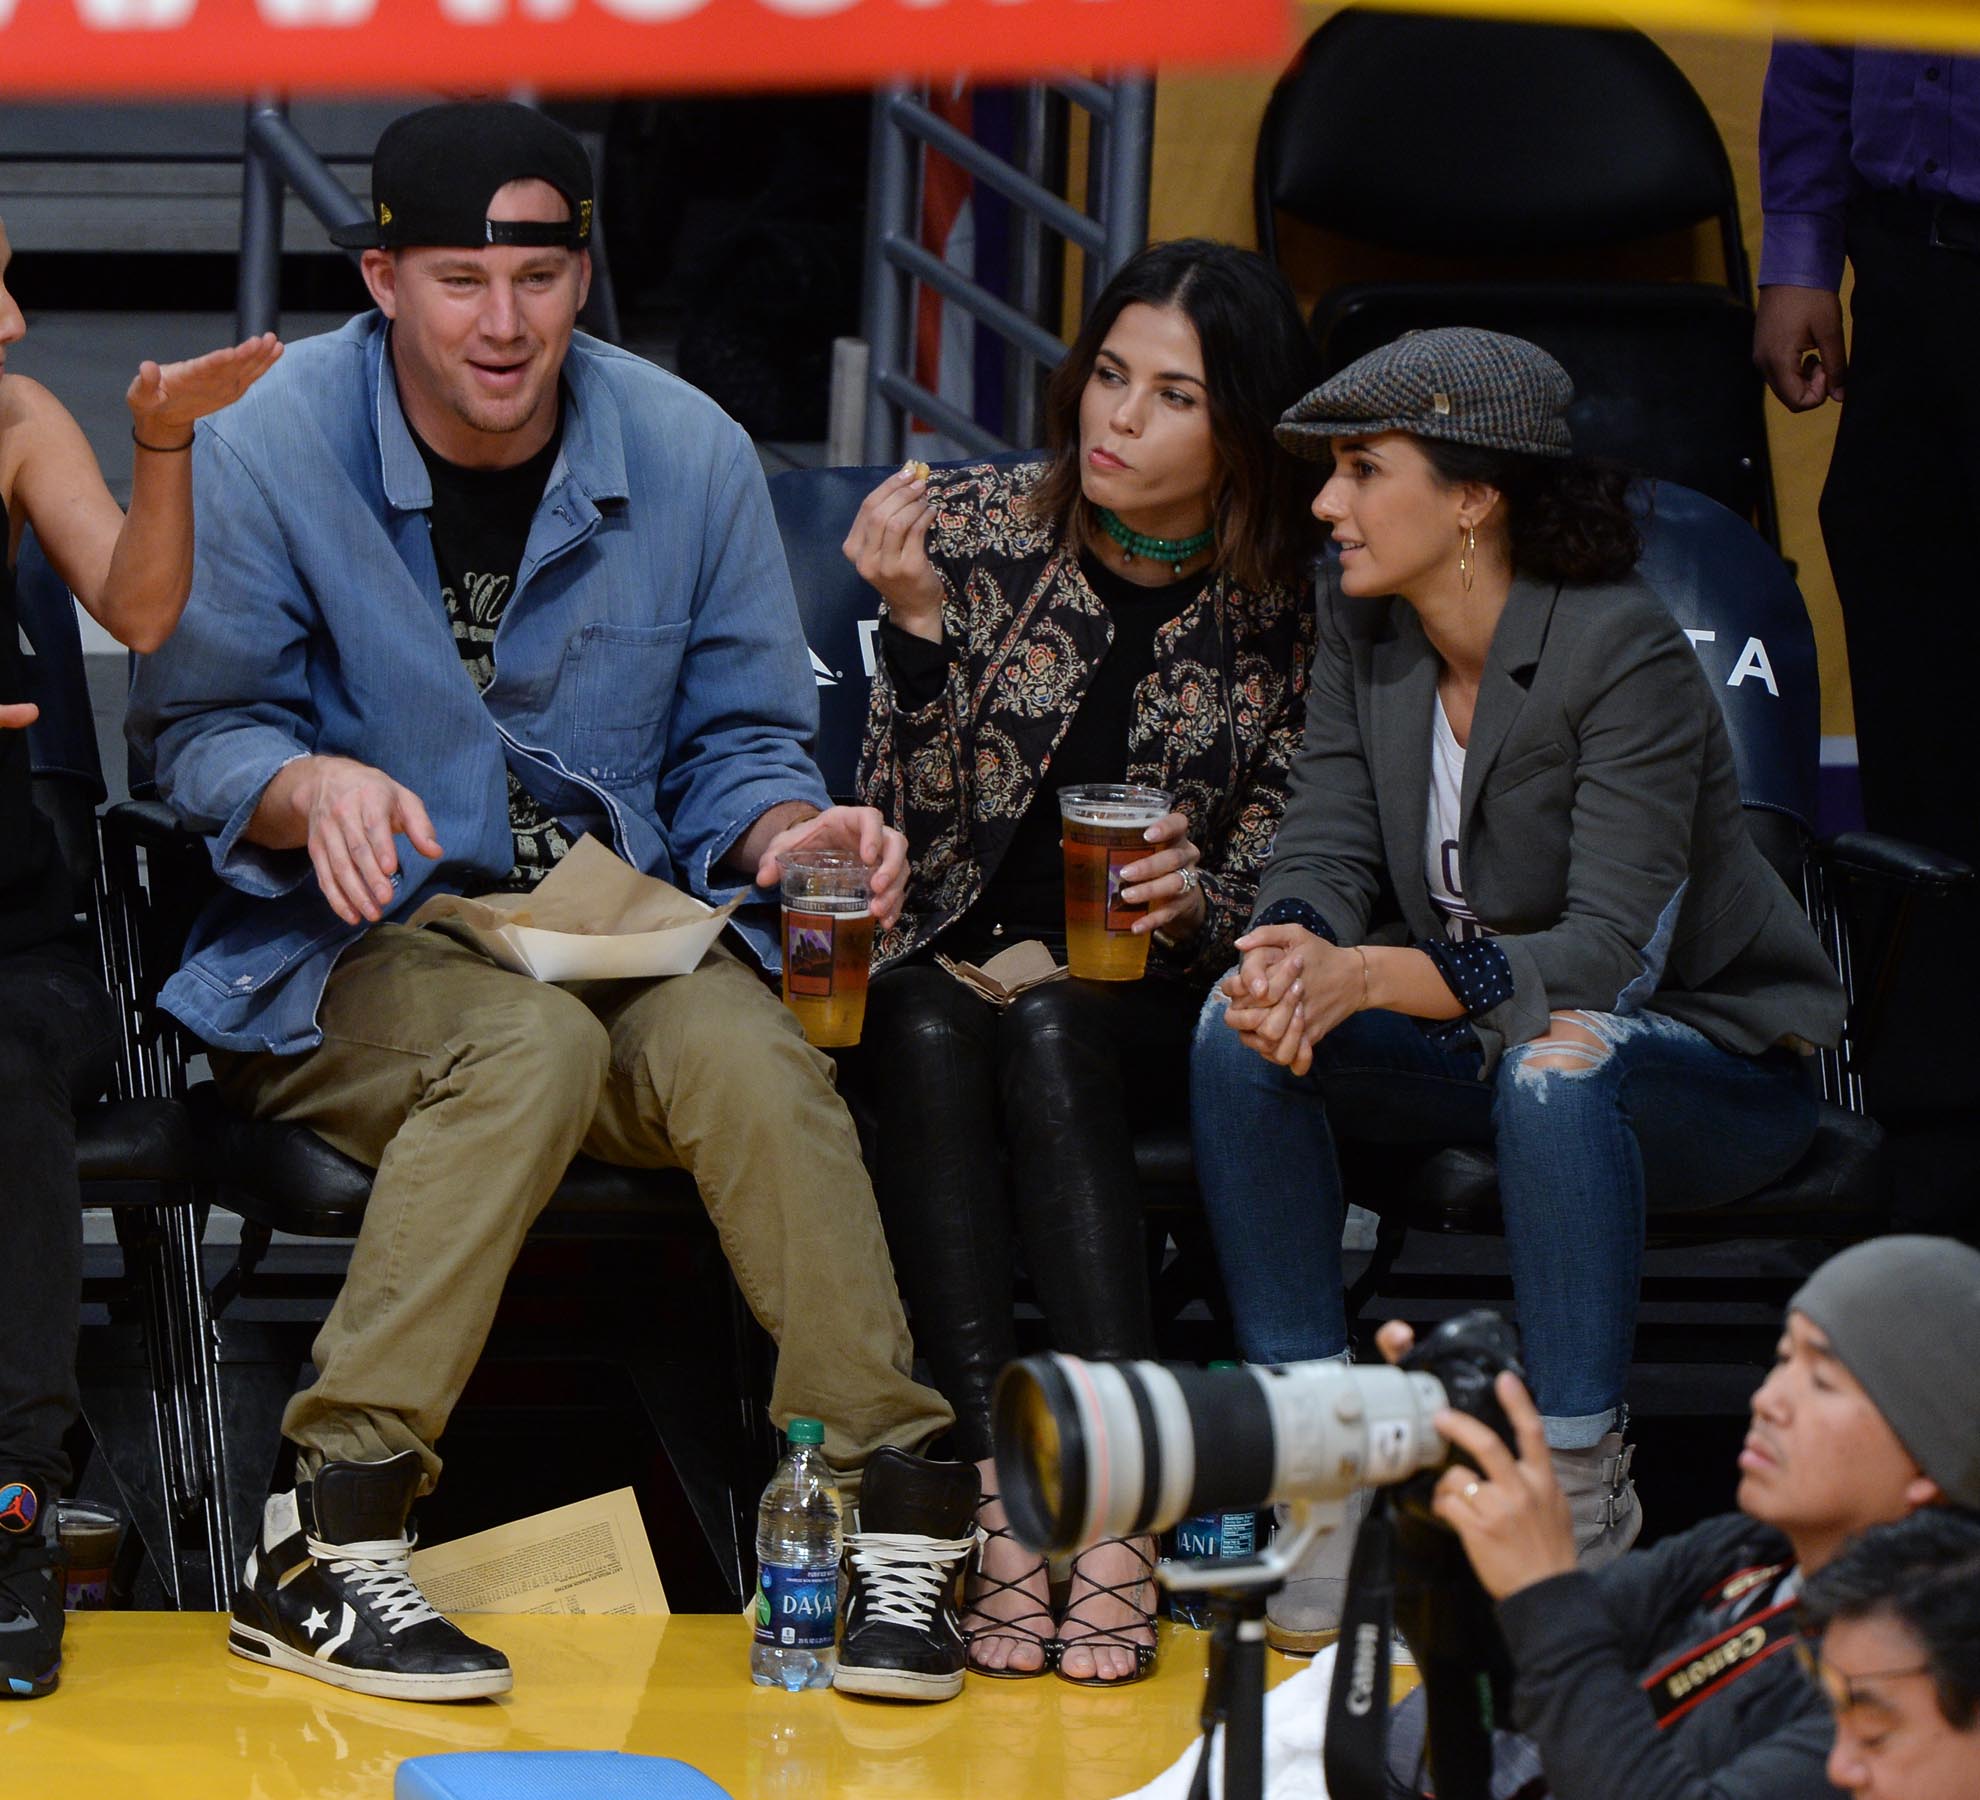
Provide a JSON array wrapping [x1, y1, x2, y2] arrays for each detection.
[[3, 1612, 1345, 1799]]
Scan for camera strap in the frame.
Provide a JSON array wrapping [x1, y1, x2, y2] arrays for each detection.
[[1640, 1579, 1800, 1731], [1322, 1489, 1397, 1800]]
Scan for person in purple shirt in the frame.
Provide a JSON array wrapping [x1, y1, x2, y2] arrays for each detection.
[[1756, 43, 1980, 1191]]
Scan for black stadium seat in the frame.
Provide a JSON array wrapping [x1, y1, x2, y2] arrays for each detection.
[[1255, 7, 1781, 546], [17, 529, 231, 1609]]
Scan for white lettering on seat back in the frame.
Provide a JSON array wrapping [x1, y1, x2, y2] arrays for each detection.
[[1727, 637, 1779, 694], [1681, 628, 1783, 697]]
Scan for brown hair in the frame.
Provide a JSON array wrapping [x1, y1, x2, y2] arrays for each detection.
[[1025, 239, 1322, 592]]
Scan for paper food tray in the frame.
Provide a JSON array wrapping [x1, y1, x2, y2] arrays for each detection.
[[406, 835, 742, 982], [477, 910, 731, 981]]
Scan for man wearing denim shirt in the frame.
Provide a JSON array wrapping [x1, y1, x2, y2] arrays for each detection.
[[1755, 46, 1980, 1195], [128, 104, 976, 1704]]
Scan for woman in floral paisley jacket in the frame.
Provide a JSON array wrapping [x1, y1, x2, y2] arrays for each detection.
[[844, 240, 1320, 1687]]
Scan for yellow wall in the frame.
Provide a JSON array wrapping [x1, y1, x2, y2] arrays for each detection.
[[1147, 11, 1853, 735]]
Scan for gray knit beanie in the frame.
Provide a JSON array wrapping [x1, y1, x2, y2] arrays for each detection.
[[1789, 1235, 1980, 1509]]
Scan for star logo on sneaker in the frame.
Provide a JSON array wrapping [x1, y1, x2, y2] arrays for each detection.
[[303, 1606, 331, 1639]]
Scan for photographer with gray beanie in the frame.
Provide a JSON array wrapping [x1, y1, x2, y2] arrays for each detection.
[[1376, 1233, 1980, 1800]]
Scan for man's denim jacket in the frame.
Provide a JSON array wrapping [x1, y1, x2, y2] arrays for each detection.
[[127, 313, 829, 1055]]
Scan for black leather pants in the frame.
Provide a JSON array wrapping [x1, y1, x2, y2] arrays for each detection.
[[857, 961, 1197, 1461]]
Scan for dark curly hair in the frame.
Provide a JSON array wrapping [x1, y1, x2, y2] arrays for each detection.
[[1027, 238, 1322, 591], [1418, 439, 1641, 586], [1800, 1509, 1980, 1731]]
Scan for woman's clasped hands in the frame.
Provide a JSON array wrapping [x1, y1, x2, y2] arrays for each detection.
[[1218, 922, 1366, 1076]]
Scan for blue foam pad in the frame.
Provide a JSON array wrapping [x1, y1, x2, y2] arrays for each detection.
[[395, 1752, 736, 1799]]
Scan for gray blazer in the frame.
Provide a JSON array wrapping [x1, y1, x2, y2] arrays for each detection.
[[1256, 568, 1846, 1069]]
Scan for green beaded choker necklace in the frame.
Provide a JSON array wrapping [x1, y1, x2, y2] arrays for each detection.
[[1096, 507, 1214, 577]]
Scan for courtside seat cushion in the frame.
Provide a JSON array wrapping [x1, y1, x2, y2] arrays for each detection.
[[188, 1081, 700, 1237], [397, 1752, 734, 1799], [1396, 1102, 1884, 1235], [1133, 1121, 1197, 1192], [75, 1097, 196, 1186]]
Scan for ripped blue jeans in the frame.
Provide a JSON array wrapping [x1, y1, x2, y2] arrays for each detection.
[[1189, 999, 1818, 1447]]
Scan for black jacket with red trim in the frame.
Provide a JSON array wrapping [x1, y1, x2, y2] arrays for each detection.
[[1492, 1513, 1839, 1800]]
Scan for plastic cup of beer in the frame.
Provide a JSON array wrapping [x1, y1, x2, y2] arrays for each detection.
[[1058, 783, 1173, 981], [55, 1501, 124, 1610], [778, 851, 876, 1048]]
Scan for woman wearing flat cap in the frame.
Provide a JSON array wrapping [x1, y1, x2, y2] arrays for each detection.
[[1190, 326, 1846, 1653]]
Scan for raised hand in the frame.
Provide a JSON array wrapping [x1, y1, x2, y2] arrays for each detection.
[[126, 332, 283, 446], [843, 467, 944, 638], [1427, 1370, 1578, 1602]]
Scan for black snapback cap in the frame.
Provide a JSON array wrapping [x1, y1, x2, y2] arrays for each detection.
[[331, 102, 594, 252]]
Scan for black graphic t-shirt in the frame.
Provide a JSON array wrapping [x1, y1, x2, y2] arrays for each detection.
[[414, 421, 575, 893]]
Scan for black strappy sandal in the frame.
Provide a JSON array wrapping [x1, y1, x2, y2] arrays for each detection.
[[963, 1495, 1058, 1679], [1055, 1535, 1159, 1687]]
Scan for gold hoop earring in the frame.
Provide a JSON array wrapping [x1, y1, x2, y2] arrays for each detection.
[[1458, 523, 1477, 593]]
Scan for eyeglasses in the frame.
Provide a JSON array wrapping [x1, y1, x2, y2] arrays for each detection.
[[1795, 1638, 1935, 1711]]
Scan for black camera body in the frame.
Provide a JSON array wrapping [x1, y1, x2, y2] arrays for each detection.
[[1325, 1312, 1525, 1800]]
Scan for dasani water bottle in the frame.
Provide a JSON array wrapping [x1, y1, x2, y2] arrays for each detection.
[[1169, 1362, 1259, 1627], [751, 1417, 842, 1690]]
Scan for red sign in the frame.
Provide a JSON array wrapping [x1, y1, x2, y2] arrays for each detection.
[[0, 0, 1293, 94]]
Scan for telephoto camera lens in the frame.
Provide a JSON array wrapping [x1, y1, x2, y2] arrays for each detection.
[[993, 1352, 1452, 1555]]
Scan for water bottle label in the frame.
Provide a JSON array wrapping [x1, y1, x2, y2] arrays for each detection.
[[1176, 1512, 1257, 1560], [1175, 1516, 1222, 1560], [753, 1562, 837, 1650]]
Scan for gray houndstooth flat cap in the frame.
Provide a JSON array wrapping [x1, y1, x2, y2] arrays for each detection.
[[1276, 327, 1575, 460]]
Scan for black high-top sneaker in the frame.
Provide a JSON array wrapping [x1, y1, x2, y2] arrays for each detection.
[[0, 1477, 61, 1699], [228, 1450, 511, 1701], [833, 1448, 979, 1702]]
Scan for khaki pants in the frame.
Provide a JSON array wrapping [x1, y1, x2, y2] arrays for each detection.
[[213, 923, 952, 1491]]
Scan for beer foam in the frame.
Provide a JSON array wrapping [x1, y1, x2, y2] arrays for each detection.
[[1061, 799, 1168, 828]]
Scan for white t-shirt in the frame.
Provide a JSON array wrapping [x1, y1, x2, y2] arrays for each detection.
[[1426, 696, 1491, 943]]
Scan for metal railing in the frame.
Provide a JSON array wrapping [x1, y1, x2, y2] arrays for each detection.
[[235, 99, 370, 342], [859, 76, 1154, 463]]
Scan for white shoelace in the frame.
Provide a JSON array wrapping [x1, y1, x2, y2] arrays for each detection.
[[844, 1530, 977, 1629], [307, 1532, 441, 1635]]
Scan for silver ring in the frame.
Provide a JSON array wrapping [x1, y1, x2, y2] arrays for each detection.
[[1462, 1480, 1480, 1500], [1178, 867, 1199, 894]]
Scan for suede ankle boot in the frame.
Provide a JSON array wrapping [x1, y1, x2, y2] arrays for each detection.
[[1552, 1432, 1640, 1571]]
